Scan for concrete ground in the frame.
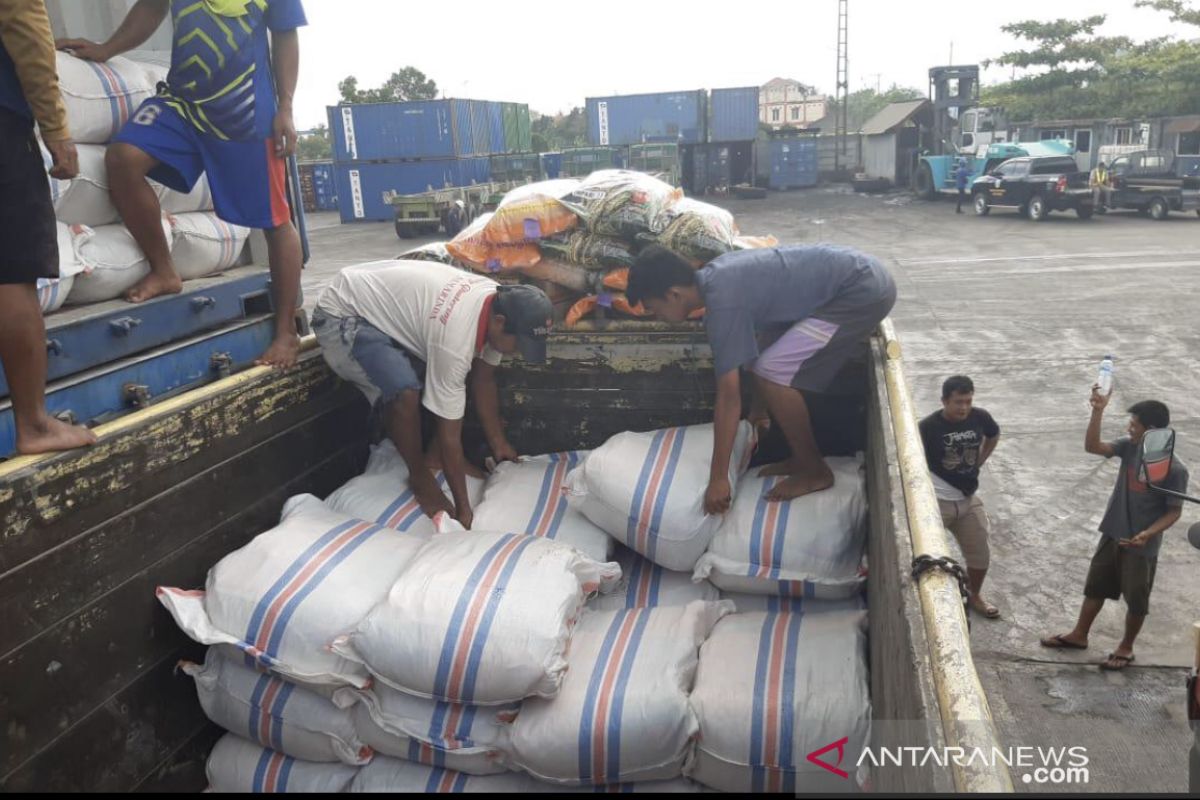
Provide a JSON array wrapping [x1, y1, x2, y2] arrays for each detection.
[[301, 190, 1200, 794]]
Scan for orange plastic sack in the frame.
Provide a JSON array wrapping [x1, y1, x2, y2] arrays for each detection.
[[565, 293, 651, 327], [446, 212, 542, 272], [485, 180, 581, 244]]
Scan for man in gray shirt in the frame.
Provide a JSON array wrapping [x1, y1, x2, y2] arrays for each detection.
[[1041, 392, 1190, 670], [626, 244, 896, 513]]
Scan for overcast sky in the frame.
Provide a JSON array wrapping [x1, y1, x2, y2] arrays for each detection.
[[292, 0, 1186, 130]]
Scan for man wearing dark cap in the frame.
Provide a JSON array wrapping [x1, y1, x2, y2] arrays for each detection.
[[314, 260, 552, 528]]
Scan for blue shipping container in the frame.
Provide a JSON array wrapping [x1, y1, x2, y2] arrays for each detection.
[[334, 158, 492, 223], [769, 138, 819, 190], [541, 152, 563, 179], [586, 91, 707, 147], [329, 99, 514, 162], [311, 162, 338, 211], [488, 102, 507, 155], [709, 86, 760, 143]]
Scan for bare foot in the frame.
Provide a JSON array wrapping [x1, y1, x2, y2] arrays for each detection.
[[758, 460, 800, 478], [765, 466, 835, 501], [414, 485, 454, 520], [16, 416, 98, 455], [255, 332, 302, 370], [124, 271, 183, 304]]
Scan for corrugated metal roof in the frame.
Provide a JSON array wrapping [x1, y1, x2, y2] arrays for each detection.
[[861, 100, 931, 136]]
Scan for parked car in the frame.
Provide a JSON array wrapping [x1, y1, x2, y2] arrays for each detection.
[[971, 155, 1094, 220], [1101, 150, 1200, 220]]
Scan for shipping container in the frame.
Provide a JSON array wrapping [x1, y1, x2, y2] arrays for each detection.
[[541, 151, 563, 179], [487, 102, 506, 156], [298, 161, 338, 213], [516, 104, 533, 152], [709, 86, 760, 143], [562, 146, 624, 177], [334, 158, 491, 223], [490, 153, 541, 183], [628, 142, 681, 186], [769, 136, 820, 189], [586, 90, 707, 147], [329, 100, 456, 162]]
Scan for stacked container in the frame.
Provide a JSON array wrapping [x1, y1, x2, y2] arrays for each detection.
[[684, 86, 761, 195], [298, 161, 338, 213], [768, 135, 820, 190], [585, 91, 707, 148], [327, 99, 532, 222]]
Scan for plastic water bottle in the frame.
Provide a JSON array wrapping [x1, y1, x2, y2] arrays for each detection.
[[1097, 356, 1114, 396]]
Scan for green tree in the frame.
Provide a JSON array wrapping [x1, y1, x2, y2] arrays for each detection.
[[338, 67, 439, 104], [297, 124, 331, 161], [1135, 0, 1200, 25], [531, 107, 588, 150]]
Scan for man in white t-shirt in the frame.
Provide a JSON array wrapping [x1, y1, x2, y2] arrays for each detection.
[[313, 259, 553, 528]]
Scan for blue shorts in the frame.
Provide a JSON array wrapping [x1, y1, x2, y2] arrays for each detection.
[[312, 309, 424, 409], [112, 98, 291, 230]]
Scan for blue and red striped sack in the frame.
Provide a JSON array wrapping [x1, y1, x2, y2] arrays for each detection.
[[693, 456, 868, 600], [205, 734, 359, 793], [589, 544, 719, 612], [566, 422, 756, 572], [325, 439, 485, 537], [503, 600, 733, 786], [473, 452, 613, 563], [157, 494, 428, 689], [334, 517, 621, 706], [182, 648, 371, 766], [333, 682, 516, 777], [55, 51, 154, 144], [169, 211, 251, 280], [685, 603, 871, 793]]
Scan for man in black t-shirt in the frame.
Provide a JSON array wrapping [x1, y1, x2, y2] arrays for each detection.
[[920, 376, 1003, 619]]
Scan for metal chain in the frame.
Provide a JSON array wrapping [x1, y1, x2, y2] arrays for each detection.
[[912, 554, 972, 627]]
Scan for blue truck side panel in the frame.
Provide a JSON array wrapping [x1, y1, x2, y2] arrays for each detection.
[[586, 91, 707, 147], [335, 159, 492, 223], [769, 138, 819, 189], [709, 86, 760, 143]]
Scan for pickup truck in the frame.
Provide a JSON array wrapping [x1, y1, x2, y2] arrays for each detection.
[[1101, 150, 1200, 220], [971, 155, 1095, 220]]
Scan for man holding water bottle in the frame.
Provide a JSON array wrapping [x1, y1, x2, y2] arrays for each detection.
[[1041, 371, 1190, 671]]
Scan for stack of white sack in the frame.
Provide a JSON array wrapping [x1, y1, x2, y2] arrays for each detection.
[[693, 456, 869, 599], [65, 216, 173, 304], [565, 422, 756, 571], [684, 604, 871, 793], [324, 439, 485, 536], [204, 733, 361, 793], [472, 451, 612, 562], [589, 543, 719, 611], [169, 212, 251, 279], [501, 600, 733, 786], [157, 494, 427, 689], [332, 516, 621, 706]]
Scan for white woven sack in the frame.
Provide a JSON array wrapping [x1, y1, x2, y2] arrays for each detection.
[[43, 142, 118, 226], [55, 51, 153, 144], [473, 451, 612, 562], [169, 212, 250, 280], [565, 422, 755, 571], [334, 682, 514, 776], [157, 494, 427, 689], [325, 439, 484, 535], [333, 517, 620, 706], [158, 172, 215, 214], [684, 607, 871, 793], [502, 600, 733, 786], [349, 757, 549, 793], [589, 544, 718, 612], [694, 456, 868, 599], [205, 734, 359, 793], [718, 591, 867, 615], [37, 224, 82, 313], [66, 217, 172, 304], [181, 648, 371, 765]]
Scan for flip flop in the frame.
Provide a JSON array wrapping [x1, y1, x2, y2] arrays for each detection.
[[1100, 653, 1135, 671], [1039, 634, 1088, 650]]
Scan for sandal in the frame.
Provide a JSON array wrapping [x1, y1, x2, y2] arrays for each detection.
[[970, 597, 1001, 619], [1039, 634, 1088, 650], [1100, 653, 1135, 671]]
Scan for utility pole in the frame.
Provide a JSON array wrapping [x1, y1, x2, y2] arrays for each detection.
[[835, 0, 849, 173]]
